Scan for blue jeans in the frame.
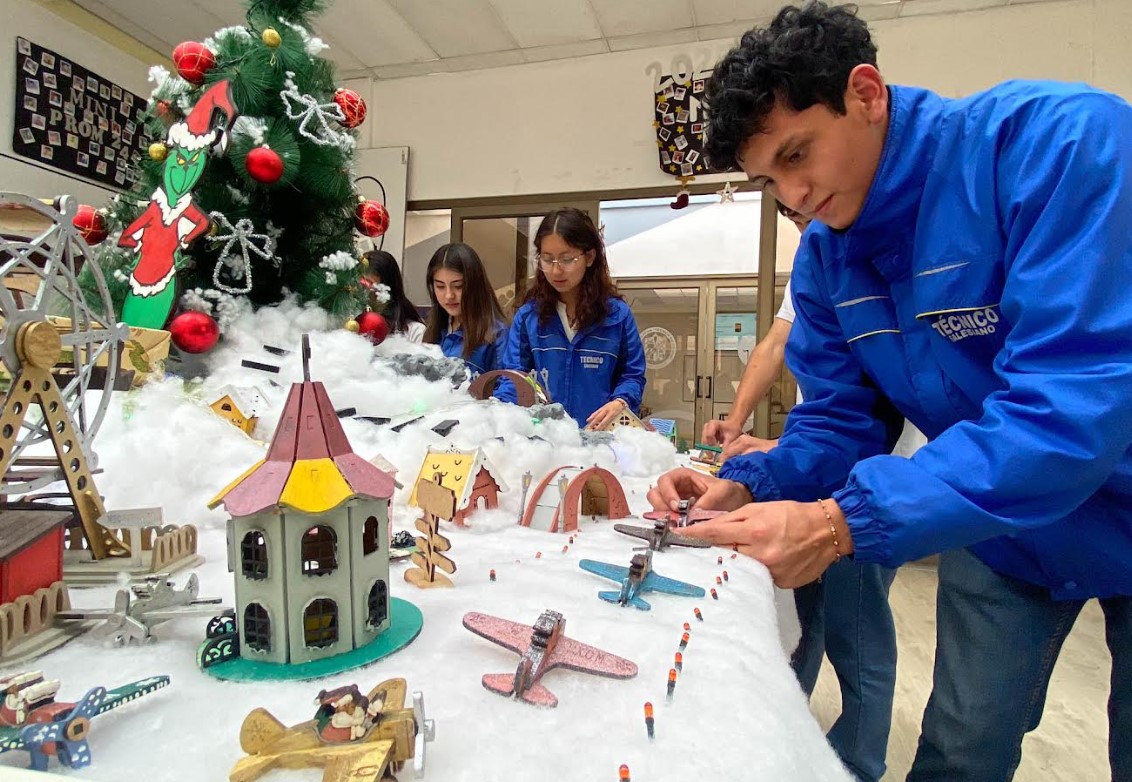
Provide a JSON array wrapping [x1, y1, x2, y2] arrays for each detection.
[[908, 547, 1132, 782], [791, 559, 898, 782]]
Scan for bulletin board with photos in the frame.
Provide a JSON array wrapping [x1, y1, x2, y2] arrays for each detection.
[[653, 67, 713, 178], [11, 36, 150, 189]]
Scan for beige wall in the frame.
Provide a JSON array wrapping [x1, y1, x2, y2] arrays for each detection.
[[362, 0, 1132, 203]]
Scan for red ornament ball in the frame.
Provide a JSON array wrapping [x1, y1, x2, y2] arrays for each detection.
[[356, 311, 389, 346], [246, 146, 284, 184], [172, 41, 216, 85], [169, 311, 220, 354], [72, 205, 108, 245], [354, 199, 389, 238], [334, 88, 367, 129]]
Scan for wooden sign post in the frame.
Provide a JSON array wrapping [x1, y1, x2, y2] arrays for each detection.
[[405, 478, 457, 589]]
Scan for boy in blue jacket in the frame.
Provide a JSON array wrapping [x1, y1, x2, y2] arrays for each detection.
[[649, 3, 1132, 780]]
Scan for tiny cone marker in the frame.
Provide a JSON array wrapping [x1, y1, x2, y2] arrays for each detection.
[[536, 551, 542, 559], [711, 588, 719, 600], [667, 668, 677, 700], [644, 702, 655, 740], [562, 545, 569, 554], [675, 651, 683, 673], [620, 764, 632, 782], [569, 536, 575, 544], [717, 555, 723, 565], [694, 607, 703, 621], [715, 576, 722, 586], [731, 552, 738, 559], [683, 621, 690, 632], [679, 631, 690, 651], [723, 570, 729, 582], [489, 569, 496, 582]]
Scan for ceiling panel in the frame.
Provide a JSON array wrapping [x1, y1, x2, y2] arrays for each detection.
[[75, 0, 228, 53], [900, 0, 1007, 15], [487, 0, 602, 47], [443, 50, 525, 73], [315, 0, 438, 68], [607, 28, 698, 52], [690, 0, 790, 26], [522, 39, 610, 64], [388, 0, 517, 57], [588, 0, 694, 37], [695, 20, 764, 42]]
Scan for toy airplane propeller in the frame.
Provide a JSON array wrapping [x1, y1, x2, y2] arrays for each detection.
[[641, 498, 728, 528], [229, 677, 434, 782], [462, 610, 637, 707], [579, 550, 705, 610], [0, 673, 169, 771], [614, 518, 712, 552]]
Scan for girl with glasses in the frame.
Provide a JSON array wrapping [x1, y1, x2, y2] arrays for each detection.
[[498, 207, 646, 429], [423, 243, 509, 376], [360, 250, 426, 343]]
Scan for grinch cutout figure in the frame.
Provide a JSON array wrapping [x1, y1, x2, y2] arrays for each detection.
[[118, 81, 238, 329]]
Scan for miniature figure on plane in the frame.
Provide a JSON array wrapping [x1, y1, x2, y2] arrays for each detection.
[[0, 671, 169, 771], [579, 549, 706, 610], [230, 677, 434, 782], [462, 609, 637, 707]]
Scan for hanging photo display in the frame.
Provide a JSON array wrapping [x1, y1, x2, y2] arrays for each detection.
[[653, 66, 712, 178], [11, 36, 150, 189]]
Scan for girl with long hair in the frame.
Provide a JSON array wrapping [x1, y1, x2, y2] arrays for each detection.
[[423, 242, 508, 375], [361, 250, 425, 342], [499, 207, 646, 428]]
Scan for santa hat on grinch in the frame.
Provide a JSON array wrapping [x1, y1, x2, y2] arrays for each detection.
[[166, 80, 239, 154]]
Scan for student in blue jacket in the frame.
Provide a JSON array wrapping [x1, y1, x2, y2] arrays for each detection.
[[650, 3, 1132, 781], [422, 243, 508, 377], [498, 208, 646, 428]]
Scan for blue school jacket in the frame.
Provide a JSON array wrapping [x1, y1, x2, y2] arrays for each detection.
[[439, 321, 507, 377], [498, 298, 646, 424], [720, 81, 1132, 600]]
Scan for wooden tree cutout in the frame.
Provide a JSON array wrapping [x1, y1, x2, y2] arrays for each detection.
[[405, 478, 457, 589]]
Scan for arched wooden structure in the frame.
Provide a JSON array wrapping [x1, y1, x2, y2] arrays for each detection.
[[519, 465, 630, 533], [468, 370, 549, 407]]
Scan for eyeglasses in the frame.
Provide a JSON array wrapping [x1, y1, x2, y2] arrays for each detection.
[[534, 253, 585, 271]]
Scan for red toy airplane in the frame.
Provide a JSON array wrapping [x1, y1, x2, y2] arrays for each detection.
[[462, 610, 637, 707]]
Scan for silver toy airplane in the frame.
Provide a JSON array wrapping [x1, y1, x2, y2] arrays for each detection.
[[57, 574, 230, 646]]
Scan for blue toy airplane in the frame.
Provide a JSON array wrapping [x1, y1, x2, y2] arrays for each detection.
[[578, 550, 705, 610]]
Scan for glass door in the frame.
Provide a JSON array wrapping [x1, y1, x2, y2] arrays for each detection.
[[618, 284, 705, 447]]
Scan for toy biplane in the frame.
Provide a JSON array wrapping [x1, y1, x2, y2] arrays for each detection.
[[0, 672, 169, 771], [462, 609, 637, 707], [230, 677, 434, 782], [579, 550, 705, 610]]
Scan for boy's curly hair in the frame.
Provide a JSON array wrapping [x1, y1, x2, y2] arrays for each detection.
[[704, 2, 877, 172]]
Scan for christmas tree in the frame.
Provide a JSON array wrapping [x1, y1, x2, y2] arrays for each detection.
[[80, 0, 387, 346]]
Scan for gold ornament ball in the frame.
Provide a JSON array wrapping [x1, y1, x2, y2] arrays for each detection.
[[345, 319, 360, 333], [262, 28, 282, 48], [148, 142, 168, 161]]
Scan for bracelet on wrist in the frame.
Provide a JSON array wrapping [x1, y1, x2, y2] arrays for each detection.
[[817, 498, 841, 563]]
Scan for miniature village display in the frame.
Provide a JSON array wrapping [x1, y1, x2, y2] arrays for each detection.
[[519, 465, 631, 533], [0, 673, 169, 771], [201, 337, 423, 680], [462, 610, 638, 708], [408, 446, 505, 527], [210, 386, 269, 436], [229, 677, 434, 782]]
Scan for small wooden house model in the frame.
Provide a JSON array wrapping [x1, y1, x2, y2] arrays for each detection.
[[408, 447, 506, 527]]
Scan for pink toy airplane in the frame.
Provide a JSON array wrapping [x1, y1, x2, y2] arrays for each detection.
[[462, 610, 637, 707], [642, 503, 728, 527]]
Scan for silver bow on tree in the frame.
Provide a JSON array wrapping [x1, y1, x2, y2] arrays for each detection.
[[280, 71, 349, 147], [207, 211, 278, 295]]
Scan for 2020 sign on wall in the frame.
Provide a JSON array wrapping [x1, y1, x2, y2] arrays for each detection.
[[11, 36, 150, 189]]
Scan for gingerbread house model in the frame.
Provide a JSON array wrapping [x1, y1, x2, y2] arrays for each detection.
[[409, 446, 506, 527], [209, 373, 396, 666]]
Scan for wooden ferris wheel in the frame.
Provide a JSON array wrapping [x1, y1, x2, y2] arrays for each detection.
[[0, 192, 130, 559]]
